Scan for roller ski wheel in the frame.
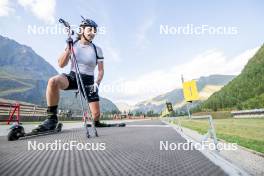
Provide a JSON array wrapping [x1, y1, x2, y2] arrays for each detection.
[[56, 123, 63, 132], [7, 124, 25, 141]]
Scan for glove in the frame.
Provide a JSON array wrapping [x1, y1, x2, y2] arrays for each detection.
[[66, 37, 73, 49]]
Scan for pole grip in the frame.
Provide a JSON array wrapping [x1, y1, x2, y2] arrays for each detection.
[[59, 18, 70, 28]]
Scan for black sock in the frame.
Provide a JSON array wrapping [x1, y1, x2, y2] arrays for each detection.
[[47, 105, 58, 119]]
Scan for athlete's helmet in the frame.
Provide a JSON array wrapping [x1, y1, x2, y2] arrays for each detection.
[[80, 16, 98, 29]]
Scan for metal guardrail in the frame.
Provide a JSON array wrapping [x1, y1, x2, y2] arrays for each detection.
[[165, 115, 218, 150], [191, 115, 218, 148], [0, 101, 147, 123], [0, 102, 47, 124], [0, 103, 47, 115], [231, 108, 264, 114], [231, 109, 264, 118]]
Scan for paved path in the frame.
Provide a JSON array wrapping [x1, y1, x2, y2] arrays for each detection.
[[0, 120, 227, 176]]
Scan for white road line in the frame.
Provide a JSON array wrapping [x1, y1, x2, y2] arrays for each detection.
[[126, 125, 170, 127]]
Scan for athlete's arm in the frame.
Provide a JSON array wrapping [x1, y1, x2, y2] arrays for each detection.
[[58, 47, 71, 68], [96, 62, 104, 85]]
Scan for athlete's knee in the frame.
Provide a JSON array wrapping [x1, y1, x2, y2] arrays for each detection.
[[48, 77, 58, 89]]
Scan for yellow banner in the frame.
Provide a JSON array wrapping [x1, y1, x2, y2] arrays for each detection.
[[182, 80, 199, 102]]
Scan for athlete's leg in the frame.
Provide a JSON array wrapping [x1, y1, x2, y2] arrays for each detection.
[[88, 101, 125, 127], [89, 101, 101, 121], [32, 75, 70, 132], [46, 75, 69, 106]]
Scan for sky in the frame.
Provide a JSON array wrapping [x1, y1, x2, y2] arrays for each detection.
[[0, 0, 264, 105]]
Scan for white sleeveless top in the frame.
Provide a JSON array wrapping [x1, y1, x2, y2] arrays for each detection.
[[70, 41, 104, 76]]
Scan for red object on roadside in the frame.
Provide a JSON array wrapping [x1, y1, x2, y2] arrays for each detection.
[[0, 102, 20, 124], [82, 112, 88, 122]]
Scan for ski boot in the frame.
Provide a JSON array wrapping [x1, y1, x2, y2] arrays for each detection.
[[32, 118, 58, 133]]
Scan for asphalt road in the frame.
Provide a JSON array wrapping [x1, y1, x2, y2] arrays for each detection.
[[0, 120, 227, 176]]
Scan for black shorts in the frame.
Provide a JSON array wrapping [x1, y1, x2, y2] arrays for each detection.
[[62, 71, 99, 102]]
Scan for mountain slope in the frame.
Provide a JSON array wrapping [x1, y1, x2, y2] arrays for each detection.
[[200, 44, 264, 110], [116, 102, 134, 112], [0, 35, 57, 104], [59, 91, 119, 113], [0, 35, 57, 80], [133, 74, 235, 113], [0, 35, 119, 112]]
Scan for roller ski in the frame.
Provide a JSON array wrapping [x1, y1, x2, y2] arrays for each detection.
[[7, 119, 63, 141], [86, 121, 126, 127]]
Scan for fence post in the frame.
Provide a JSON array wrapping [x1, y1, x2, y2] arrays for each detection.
[[191, 115, 218, 150]]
